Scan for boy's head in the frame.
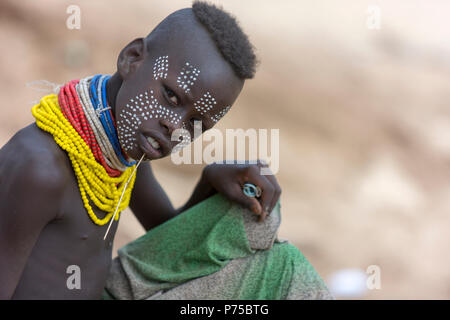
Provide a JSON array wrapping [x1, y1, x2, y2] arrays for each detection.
[[113, 1, 258, 161]]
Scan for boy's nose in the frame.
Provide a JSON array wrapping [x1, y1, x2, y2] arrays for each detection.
[[159, 118, 181, 137]]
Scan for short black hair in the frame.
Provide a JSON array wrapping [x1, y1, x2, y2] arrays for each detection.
[[192, 1, 258, 79]]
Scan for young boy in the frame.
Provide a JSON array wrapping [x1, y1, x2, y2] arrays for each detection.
[[0, 2, 282, 299]]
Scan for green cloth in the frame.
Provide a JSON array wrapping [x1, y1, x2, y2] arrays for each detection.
[[103, 193, 333, 300]]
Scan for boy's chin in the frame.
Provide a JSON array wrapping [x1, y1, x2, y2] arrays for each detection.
[[122, 147, 142, 162], [126, 147, 169, 162]]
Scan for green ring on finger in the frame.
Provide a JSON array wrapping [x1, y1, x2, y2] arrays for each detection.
[[243, 183, 262, 198]]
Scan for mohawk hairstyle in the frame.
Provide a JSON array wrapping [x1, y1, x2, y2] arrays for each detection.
[[192, 1, 258, 79]]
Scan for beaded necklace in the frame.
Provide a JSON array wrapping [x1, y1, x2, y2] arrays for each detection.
[[89, 75, 134, 167], [31, 76, 141, 227], [58, 79, 123, 177], [76, 77, 128, 173]]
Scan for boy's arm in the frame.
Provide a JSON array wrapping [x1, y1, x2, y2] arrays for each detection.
[[130, 161, 225, 232], [129, 161, 281, 231], [128, 162, 178, 231], [129, 162, 216, 232], [0, 159, 62, 299]]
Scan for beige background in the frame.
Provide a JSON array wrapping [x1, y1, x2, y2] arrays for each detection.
[[1, 0, 449, 299]]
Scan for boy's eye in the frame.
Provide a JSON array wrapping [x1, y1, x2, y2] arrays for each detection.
[[164, 86, 179, 105]]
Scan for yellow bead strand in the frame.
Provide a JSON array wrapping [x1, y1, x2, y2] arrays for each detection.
[[31, 94, 137, 226]]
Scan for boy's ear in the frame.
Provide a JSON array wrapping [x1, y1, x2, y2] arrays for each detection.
[[117, 38, 146, 80]]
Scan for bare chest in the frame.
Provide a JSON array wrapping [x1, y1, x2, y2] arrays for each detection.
[[12, 173, 120, 300]]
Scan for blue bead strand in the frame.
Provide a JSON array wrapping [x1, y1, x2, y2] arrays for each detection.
[[89, 75, 135, 167]]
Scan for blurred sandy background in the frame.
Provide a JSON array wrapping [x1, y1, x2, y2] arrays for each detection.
[[1, 0, 449, 299]]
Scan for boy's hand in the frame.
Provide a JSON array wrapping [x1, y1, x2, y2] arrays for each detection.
[[204, 161, 281, 222]]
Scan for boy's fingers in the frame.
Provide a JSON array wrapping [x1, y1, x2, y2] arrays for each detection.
[[262, 173, 281, 215], [240, 174, 275, 221], [229, 183, 262, 215], [258, 210, 268, 222], [253, 162, 277, 215], [257, 175, 275, 220]]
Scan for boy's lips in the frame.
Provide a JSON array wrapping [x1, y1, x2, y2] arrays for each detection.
[[136, 131, 171, 159]]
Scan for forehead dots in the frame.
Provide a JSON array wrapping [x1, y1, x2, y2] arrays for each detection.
[[117, 89, 183, 153], [153, 56, 169, 80], [177, 62, 200, 94]]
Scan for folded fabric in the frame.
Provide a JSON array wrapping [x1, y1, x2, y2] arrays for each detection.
[[103, 193, 333, 300]]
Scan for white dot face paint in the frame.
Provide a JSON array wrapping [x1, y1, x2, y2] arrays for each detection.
[[117, 89, 183, 154], [192, 91, 231, 125], [118, 57, 233, 155], [210, 105, 231, 123], [194, 92, 217, 115], [153, 56, 169, 80], [176, 62, 200, 94]]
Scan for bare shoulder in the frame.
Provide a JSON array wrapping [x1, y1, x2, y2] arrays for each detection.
[[0, 123, 71, 216], [0, 124, 75, 299]]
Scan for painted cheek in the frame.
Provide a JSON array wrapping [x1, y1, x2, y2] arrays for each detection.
[[210, 105, 232, 124], [194, 91, 217, 115], [192, 91, 231, 123], [117, 90, 183, 153]]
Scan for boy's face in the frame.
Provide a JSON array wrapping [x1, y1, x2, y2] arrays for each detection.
[[114, 44, 243, 161]]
